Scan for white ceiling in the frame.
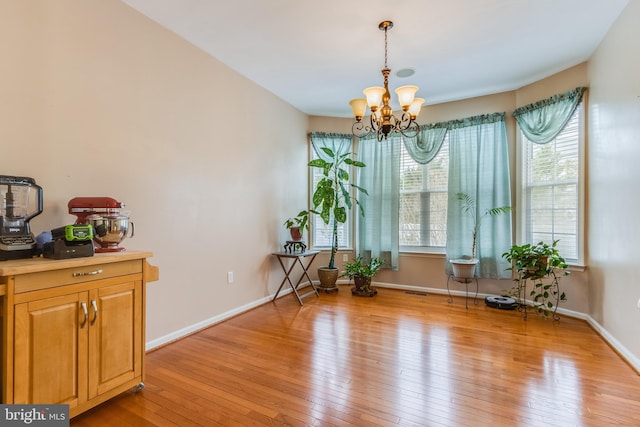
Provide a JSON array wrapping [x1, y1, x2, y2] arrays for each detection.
[[122, 0, 628, 118]]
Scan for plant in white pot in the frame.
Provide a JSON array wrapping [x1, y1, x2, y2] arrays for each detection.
[[450, 192, 511, 279], [308, 147, 367, 292]]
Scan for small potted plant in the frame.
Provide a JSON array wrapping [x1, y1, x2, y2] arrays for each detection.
[[341, 255, 383, 297], [450, 192, 511, 279], [502, 240, 569, 320], [283, 210, 309, 242]]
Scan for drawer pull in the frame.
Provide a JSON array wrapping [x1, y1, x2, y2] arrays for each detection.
[[91, 300, 99, 324], [81, 302, 88, 327], [72, 269, 103, 277]]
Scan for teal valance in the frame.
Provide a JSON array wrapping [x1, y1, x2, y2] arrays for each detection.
[[513, 87, 586, 144], [402, 112, 505, 165]]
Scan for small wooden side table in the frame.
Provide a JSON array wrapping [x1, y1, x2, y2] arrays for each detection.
[[272, 250, 320, 305]]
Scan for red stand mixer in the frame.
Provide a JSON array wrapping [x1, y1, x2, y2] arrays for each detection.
[[68, 197, 134, 253]]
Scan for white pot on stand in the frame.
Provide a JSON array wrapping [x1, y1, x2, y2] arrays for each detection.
[[450, 259, 479, 281]]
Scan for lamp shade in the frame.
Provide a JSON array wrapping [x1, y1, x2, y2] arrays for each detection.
[[408, 98, 425, 118], [394, 85, 418, 108], [349, 98, 368, 118], [363, 86, 386, 110]]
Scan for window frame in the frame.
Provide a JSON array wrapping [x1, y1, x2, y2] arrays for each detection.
[[308, 138, 356, 251], [398, 135, 450, 255], [515, 101, 586, 266]]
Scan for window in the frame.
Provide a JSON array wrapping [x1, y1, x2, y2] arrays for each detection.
[[520, 104, 582, 262], [399, 135, 449, 251], [309, 142, 351, 249]]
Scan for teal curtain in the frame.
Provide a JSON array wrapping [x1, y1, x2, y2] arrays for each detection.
[[309, 132, 351, 160], [357, 133, 400, 270], [513, 87, 586, 144], [402, 123, 448, 164], [445, 113, 512, 279]]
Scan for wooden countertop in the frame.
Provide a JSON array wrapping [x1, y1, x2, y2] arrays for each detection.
[[0, 250, 154, 277]]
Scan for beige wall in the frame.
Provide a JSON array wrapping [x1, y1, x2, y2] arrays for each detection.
[[308, 66, 590, 314], [0, 0, 309, 344], [587, 1, 640, 359]]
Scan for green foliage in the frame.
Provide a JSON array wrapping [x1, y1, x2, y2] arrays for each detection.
[[341, 255, 383, 280], [456, 192, 511, 259], [283, 210, 309, 232], [502, 240, 569, 318], [309, 147, 367, 269]]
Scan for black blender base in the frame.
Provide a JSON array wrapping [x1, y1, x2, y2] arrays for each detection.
[[0, 248, 37, 261]]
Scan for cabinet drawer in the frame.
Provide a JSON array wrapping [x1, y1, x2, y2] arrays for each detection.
[[14, 260, 142, 293]]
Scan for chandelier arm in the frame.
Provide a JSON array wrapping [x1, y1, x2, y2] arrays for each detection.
[[352, 121, 373, 138], [398, 116, 420, 139]]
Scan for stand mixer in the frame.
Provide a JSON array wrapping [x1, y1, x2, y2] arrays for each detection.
[[0, 175, 43, 260], [68, 197, 134, 253]]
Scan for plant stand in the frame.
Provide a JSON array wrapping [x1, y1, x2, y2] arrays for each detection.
[[351, 286, 378, 297], [513, 280, 561, 321], [447, 275, 478, 310]]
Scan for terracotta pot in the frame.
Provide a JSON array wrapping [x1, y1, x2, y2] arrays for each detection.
[[289, 226, 302, 241], [353, 275, 371, 290], [352, 275, 377, 297]]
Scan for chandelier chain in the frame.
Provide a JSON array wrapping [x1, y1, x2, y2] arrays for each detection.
[[384, 26, 388, 68]]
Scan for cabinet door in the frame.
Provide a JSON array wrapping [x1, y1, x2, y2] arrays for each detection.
[[14, 292, 89, 407], [88, 280, 142, 399]]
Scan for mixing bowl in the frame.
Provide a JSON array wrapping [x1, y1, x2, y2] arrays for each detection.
[[86, 213, 134, 252]]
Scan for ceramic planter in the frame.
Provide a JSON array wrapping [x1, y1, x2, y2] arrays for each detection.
[[450, 259, 479, 280]]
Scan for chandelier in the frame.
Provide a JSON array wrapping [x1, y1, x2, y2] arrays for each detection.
[[350, 21, 424, 141]]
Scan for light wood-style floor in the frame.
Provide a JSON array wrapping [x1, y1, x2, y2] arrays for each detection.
[[71, 285, 640, 426]]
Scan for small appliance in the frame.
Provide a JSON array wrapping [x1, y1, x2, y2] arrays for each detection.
[[68, 197, 134, 253], [0, 175, 43, 261]]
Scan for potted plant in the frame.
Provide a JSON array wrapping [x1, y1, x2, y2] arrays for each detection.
[[502, 240, 569, 320], [450, 192, 511, 279], [308, 147, 367, 292], [341, 255, 383, 297], [283, 210, 309, 241]]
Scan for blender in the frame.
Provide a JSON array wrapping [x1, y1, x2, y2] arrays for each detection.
[[68, 197, 134, 252], [0, 175, 43, 260]]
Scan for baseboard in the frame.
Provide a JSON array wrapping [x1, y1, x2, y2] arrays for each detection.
[[146, 280, 640, 374]]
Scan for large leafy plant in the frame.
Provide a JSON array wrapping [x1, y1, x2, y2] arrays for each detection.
[[309, 147, 367, 269], [502, 240, 569, 319]]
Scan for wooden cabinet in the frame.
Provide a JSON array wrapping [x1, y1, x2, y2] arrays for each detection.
[[0, 252, 157, 418]]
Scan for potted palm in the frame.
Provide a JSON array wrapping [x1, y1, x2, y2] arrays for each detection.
[[502, 240, 569, 320], [450, 192, 511, 279], [341, 255, 383, 297], [308, 147, 367, 292]]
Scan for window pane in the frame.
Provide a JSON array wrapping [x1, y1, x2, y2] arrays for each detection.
[[523, 105, 580, 260], [399, 136, 449, 248], [310, 143, 350, 249]]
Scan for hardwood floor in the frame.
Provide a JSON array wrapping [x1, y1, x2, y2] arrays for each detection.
[[71, 285, 640, 426]]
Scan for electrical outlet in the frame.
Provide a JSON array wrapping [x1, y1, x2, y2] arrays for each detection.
[[227, 271, 234, 284], [343, 254, 348, 262]]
